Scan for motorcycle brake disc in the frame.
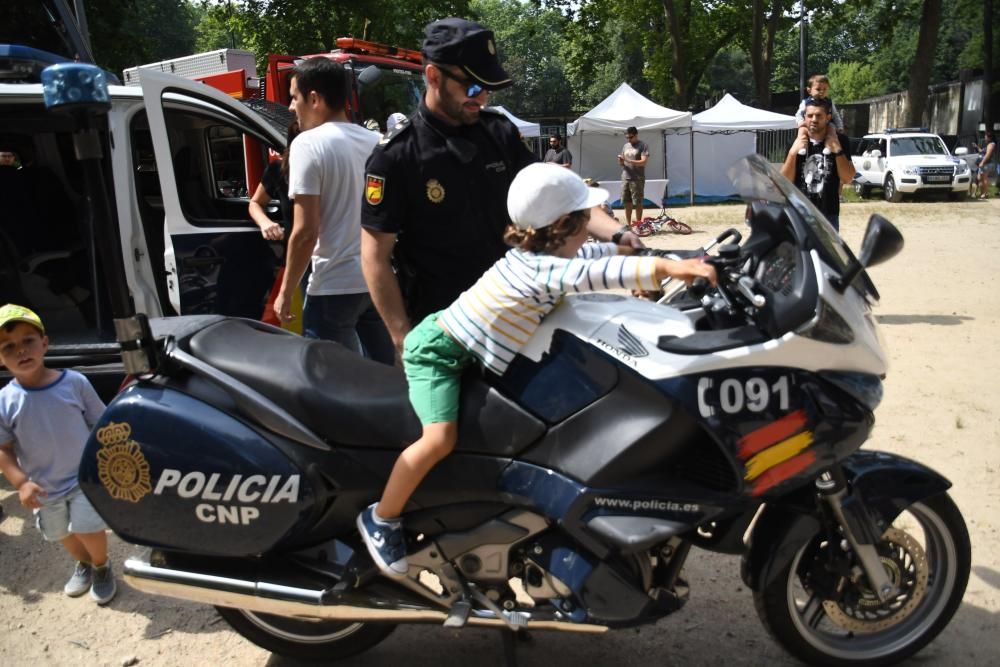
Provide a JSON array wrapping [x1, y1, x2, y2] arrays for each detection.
[[821, 527, 930, 634]]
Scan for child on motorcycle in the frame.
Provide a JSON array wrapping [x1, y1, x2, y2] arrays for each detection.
[[358, 164, 716, 577], [0, 304, 117, 604]]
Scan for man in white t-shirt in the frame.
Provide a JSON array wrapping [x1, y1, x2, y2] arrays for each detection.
[[274, 58, 393, 364]]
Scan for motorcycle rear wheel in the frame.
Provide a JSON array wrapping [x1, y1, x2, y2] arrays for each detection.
[[754, 493, 970, 666], [215, 606, 395, 661]]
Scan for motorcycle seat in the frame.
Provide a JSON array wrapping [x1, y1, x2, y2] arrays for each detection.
[[185, 319, 546, 455]]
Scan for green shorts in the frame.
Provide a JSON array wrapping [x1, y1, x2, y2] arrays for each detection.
[[402, 313, 476, 425], [621, 179, 645, 206]]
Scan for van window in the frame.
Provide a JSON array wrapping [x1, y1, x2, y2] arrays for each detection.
[[130, 108, 280, 320], [0, 103, 113, 344], [134, 106, 271, 226], [354, 64, 424, 132]]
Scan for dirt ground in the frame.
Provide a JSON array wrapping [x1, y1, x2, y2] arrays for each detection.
[[2, 198, 999, 666]]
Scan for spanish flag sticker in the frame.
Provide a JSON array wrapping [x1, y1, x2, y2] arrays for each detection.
[[366, 175, 385, 206]]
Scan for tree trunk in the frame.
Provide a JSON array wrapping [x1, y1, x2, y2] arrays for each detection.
[[751, 0, 767, 106], [905, 0, 943, 127], [662, 0, 690, 107], [748, 1, 786, 108]]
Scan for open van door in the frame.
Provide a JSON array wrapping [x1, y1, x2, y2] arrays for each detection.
[[138, 70, 285, 319]]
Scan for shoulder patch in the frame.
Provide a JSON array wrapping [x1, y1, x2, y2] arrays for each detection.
[[365, 174, 385, 206], [380, 118, 412, 145]]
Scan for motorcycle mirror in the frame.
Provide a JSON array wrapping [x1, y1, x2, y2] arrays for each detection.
[[859, 214, 904, 268], [832, 214, 904, 293]]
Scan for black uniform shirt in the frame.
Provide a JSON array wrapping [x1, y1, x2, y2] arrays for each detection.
[[361, 101, 536, 321]]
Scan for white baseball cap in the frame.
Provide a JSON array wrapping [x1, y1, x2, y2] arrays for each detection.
[[507, 163, 610, 230]]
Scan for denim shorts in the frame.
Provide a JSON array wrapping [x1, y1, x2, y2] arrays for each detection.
[[34, 485, 107, 542], [402, 313, 476, 425]]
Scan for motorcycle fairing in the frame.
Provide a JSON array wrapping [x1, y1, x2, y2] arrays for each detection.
[[655, 367, 875, 498], [79, 385, 315, 556], [494, 330, 621, 424]]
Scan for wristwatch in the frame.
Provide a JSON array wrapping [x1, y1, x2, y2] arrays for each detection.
[[611, 226, 630, 244], [831, 149, 844, 157]]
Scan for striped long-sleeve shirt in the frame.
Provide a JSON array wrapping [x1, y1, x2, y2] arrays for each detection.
[[438, 243, 659, 375]]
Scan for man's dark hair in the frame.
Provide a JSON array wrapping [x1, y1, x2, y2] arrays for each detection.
[[803, 96, 833, 113], [626, 126, 638, 135], [550, 133, 561, 142], [291, 58, 349, 110]]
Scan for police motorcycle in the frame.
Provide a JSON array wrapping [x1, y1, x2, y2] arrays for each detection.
[[49, 63, 969, 666]]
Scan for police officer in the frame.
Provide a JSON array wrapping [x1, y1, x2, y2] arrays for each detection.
[[361, 17, 638, 355]]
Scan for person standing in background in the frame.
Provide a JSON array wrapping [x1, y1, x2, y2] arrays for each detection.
[[543, 134, 572, 169], [618, 126, 649, 226], [273, 58, 394, 365]]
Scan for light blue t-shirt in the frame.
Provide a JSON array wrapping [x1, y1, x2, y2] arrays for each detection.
[[0, 370, 105, 499]]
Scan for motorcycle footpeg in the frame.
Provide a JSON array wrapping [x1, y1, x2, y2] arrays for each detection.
[[325, 552, 380, 596], [443, 599, 472, 628]]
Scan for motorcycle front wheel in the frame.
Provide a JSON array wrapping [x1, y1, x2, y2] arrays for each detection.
[[215, 606, 395, 661], [754, 493, 970, 667]]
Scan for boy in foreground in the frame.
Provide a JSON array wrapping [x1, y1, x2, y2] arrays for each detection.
[[358, 164, 716, 576], [0, 304, 116, 604]]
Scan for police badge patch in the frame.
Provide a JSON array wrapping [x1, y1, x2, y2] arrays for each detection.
[[426, 179, 445, 204], [366, 175, 385, 205]]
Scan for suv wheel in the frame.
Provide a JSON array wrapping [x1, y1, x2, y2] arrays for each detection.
[[854, 182, 871, 199], [884, 174, 904, 202]]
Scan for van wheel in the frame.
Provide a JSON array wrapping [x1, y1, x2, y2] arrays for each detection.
[[884, 174, 904, 202], [215, 606, 395, 661]]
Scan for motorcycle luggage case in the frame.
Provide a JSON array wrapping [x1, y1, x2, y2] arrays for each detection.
[[79, 383, 313, 557]]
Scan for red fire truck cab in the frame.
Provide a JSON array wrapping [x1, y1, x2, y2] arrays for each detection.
[[264, 38, 425, 132]]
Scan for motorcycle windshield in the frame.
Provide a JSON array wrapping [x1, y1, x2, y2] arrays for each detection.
[[728, 155, 855, 281]]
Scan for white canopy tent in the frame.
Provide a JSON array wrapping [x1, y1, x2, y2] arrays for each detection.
[[487, 105, 540, 138], [566, 83, 692, 204], [690, 94, 798, 199]]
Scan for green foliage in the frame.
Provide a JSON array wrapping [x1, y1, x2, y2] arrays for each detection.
[[0, 0, 199, 77], [827, 61, 883, 102], [555, 0, 650, 111], [469, 0, 574, 117], [191, 0, 470, 74], [696, 46, 754, 106], [772, 0, 990, 102]]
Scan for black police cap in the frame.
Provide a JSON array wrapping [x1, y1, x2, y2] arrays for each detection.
[[422, 18, 513, 91]]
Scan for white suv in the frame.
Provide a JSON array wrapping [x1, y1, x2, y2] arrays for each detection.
[[852, 130, 972, 202]]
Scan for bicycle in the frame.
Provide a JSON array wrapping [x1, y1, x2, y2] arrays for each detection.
[[645, 214, 693, 235]]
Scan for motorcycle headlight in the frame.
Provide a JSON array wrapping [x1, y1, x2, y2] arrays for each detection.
[[799, 298, 855, 344]]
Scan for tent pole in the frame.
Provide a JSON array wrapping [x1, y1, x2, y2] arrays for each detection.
[[579, 130, 583, 176], [689, 130, 695, 206]]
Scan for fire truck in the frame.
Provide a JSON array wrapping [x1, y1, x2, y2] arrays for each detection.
[[124, 39, 425, 131]]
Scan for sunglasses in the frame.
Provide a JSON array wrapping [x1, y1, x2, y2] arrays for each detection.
[[438, 67, 485, 98]]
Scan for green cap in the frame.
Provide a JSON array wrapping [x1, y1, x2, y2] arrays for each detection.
[[0, 304, 44, 334]]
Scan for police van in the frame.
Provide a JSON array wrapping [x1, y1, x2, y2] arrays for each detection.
[[1, 45, 287, 397], [1, 41, 424, 398]]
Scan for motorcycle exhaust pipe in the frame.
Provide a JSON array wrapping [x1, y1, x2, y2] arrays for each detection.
[[123, 556, 606, 633]]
